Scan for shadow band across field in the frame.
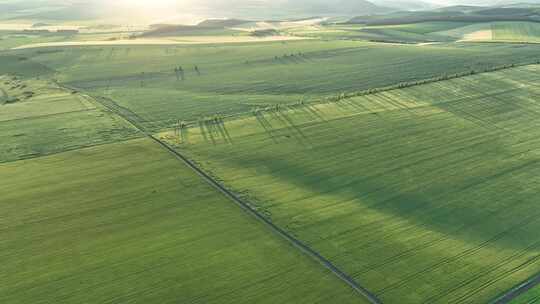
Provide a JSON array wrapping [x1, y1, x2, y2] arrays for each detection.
[[90, 91, 382, 304], [173, 64, 540, 304], [1, 139, 370, 304]]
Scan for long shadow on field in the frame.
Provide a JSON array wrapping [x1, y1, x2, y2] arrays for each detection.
[[209, 121, 233, 144], [255, 113, 279, 143], [217, 121, 234, 144], [180, 126, 190, 143], [205, 122, 220, 145], [218, 110, 540, 257], [299, 105, 327, 122], [269, 110, 309, 143], [198, 121, 211, 144], [337, 99, 371, 113]]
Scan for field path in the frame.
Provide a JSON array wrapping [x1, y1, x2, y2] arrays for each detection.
[[82, 92, 382, 304], [492, 273, 540, 304]]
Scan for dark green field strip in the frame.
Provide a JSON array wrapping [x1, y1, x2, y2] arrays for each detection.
[[0, 139, 366, 304], [170, 65, 540, 303], [0, 54, 55, 77], [14, 40, 540, 126]]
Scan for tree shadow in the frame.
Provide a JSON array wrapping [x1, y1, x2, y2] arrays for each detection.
[[180, 126, 190, 143], [270, 110, 309, 143], [299, 104, 326, 122], [255, 112, 279, 143], [198, 120, 211, 144], [217, 121, 234, 144]]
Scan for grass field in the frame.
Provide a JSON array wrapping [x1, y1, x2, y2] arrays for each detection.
[[0, 76, 139, 162], [166, 64, 540, 303], [2, 12, 540, 303], [435, 21, 540, 43], [0, 138, 366, 304], [7, 39, 540, 131], [512, 285, 540, 303], [492, 22, 540, 43], [289, 22, 471, 43]]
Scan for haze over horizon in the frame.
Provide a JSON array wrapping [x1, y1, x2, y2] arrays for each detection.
[[2, 0, 540, 25]]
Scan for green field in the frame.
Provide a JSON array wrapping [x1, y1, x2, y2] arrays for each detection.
[[6, 40, 540, 131], [2, 6, 540, 302], [0, 138, 366, 304], [492, 22, 540, 43], [512, 285, 540, 303], [434, 21, 540, 43], [0, 76, 139, 162], [166, 64, 540, 303], [290, 22, 471, 43]]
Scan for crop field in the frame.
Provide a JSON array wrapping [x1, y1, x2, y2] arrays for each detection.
[[291, 22, 471, 43], [0, 76, 139, 162], [7, 40, 540, 131], [511, 285, 540, 303], [0, 33, 66, 50], [166, 64, 540, 303], [0, 138, 366, 304], [435, 22, 540, 43], [3, 4, 540, 302], [492, 22, 540, 43]]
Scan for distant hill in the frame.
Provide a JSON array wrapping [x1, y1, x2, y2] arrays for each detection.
[[197, 19, 251, 28], [196, 0, 389, 16], [141, 19, 251, 37], [370, 0, 435, 11], [287, 0, 388, 14], [348, 4, 540, 25]]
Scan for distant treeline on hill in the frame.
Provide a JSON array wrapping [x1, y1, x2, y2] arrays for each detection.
[[352, 15, 540, 26], [348, 6, 540, 26]]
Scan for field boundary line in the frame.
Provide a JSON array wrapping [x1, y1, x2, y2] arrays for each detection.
[[0, 108, 96, 124], [86, 92, 383, 304], [149, 135, 383, 304], [0, 136, 142, 165], [171, 61, 540, 133], [490, 272, 540, 304]]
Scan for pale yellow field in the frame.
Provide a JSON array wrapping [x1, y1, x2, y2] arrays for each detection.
[[459, 30, 493, 42], [12, 35, 310, 49]]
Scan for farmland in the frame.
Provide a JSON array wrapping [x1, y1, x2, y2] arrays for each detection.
[[0, 76, 139, 162], [166, 64, 540, 303], [289, 22, 472, 43], [511, 285, 540, 303], [2, 1, 540, 303], [293, 21, 540, 44], [6, 40, 540, 131], [0, 138, 365, 304]]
